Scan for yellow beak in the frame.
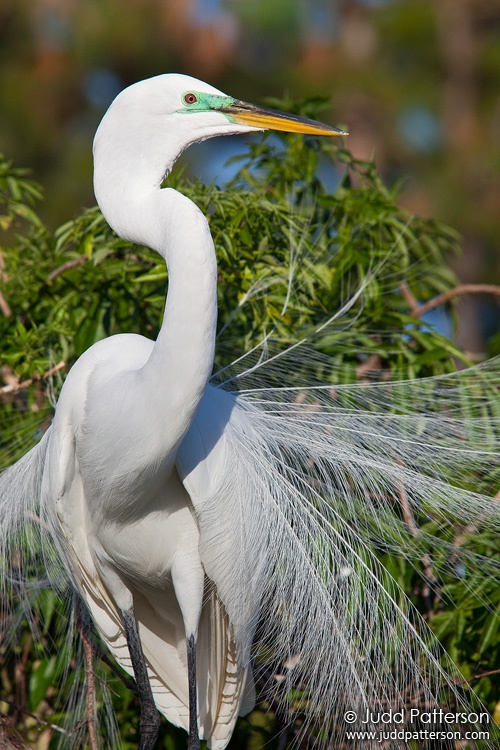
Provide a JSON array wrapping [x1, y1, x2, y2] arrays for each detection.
[[219, 100, 347, 137]]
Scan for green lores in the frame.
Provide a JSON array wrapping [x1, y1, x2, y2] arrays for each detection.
[[178, 90, 347, 136], [178, 91, 235, 115]]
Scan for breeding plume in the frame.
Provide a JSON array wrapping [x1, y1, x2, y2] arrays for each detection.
[[1, 74, 499, 750]]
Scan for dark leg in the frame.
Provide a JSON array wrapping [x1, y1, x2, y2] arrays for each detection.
[[121, 608, 160, 750], [187, 634, 200, 750]]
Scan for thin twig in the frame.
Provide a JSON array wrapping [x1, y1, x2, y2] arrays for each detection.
[[0, 288, 12, 317], [0, 362, 66, 395], [46, 250, 146, 286], [400, 282, 500, 319], [75, 598, 99, 750], [83, 631, 99, 750], [356, 353, 382, 379], [398, 481, 419, 538], [0, 249, 12, 318], [397, 478, 436, 616], [13, 634, 32, 733], [0, 696, 72, 736], [91, 643, 138, 693], [443, 668, 500, 692], [469, 668, 500, 682], [399, 281, 419, 315], [47, 255, 87, 283]]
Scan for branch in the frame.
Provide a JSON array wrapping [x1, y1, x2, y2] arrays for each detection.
[[46, 251, 144, 285], [448, 668, 500, 690], [90, 643, 137, 693], [400, 281, 500, 318], [13, 634, 32, 732], [470, 668, 500, 682], [356, 353, 382, 379], [397, 477, 436, 616], [72, 597, 137, 695], [399, 281, 419, 315], [0, 717, 30, 750], [0, 250, 11, 318], [0, 362, 66, 395], [0, 696, 72, 736], [75, 597, 99, 750], [0, 288, 12, 317], [47, 255, 87, 283]]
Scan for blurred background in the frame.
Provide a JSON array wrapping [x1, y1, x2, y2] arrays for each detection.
[[1, 0, 499, 351]]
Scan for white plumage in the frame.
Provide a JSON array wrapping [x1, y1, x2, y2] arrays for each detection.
[[1, 74, 499, 750]]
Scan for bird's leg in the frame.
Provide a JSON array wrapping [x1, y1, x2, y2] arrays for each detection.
[[170, 550, 204, 750], [121, 608, 160, 750], [187, 633, 200, 750]]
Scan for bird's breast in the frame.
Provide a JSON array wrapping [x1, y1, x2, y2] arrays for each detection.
[[90, 467, 201, 590]]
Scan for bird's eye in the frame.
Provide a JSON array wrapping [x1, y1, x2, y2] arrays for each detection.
[[183, 93, 198, 105]]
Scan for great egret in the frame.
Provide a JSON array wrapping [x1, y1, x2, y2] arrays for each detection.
[[1, 74, 499, 750]]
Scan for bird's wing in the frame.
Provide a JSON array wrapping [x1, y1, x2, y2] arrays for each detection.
[[177, 386, 263, 731], [190, 586, 255, 748], [51, 412, 249, 746], [74, 551, 195, 731], [47, 347, 253, 748], [65, 518, 253, 748], [116, 545, 255, 748]]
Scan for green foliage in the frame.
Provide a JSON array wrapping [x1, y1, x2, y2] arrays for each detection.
[[0, 132, 462, 400], [0, 120, 498, 748]]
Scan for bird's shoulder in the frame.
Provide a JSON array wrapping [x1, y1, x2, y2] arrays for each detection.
[[73, 333, 154, 377]]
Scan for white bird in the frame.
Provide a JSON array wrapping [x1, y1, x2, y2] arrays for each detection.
[[1, 74, 499, 750]]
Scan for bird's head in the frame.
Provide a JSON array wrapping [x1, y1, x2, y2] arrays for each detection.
[[93, 74, 346, 243], [99, 73, 346, 147]]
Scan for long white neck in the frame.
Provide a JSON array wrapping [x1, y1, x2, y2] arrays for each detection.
[[93, 122, 217, 457], [142, 188, 217, 444]]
